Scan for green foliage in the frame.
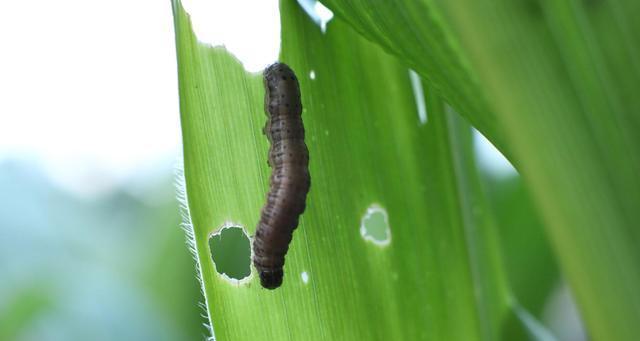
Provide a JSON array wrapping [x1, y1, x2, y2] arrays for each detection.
[[320, 0, 640, 339], [484, 175, 558, 317], [172, 0, 521, 339], [0, 162, 202, 340], [172, 0, 640, 340]]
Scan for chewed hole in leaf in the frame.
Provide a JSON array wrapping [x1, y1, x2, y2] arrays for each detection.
[[208, 225, 251, 282], [360, 204, 391, 246]]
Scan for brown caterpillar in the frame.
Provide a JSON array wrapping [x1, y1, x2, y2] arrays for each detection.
[[252, 62, 310, 289]]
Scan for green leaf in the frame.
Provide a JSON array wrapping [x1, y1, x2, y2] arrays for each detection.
[[484, 174, 558, 318], [172, 0, 517, 339], [320, 0, 640, 339]]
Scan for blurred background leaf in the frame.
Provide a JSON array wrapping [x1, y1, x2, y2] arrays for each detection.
[[0, 160, 204, 340], [320, 0, 640, 339]]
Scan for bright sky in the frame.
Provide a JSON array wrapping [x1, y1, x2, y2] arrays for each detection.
[[0, 0, 181, 196], [181, 0, 281, 72], [474, 130, 516, 177], [181, 0, 333, 72]]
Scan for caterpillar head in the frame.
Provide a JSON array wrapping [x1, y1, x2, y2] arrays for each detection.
[[258, 268, 284, 290]]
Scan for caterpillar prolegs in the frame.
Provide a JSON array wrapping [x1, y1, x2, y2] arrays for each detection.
[[252, 63, 311, 289]]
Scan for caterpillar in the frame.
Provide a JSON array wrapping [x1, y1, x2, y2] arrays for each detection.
[[253, 62, 311, 289]]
